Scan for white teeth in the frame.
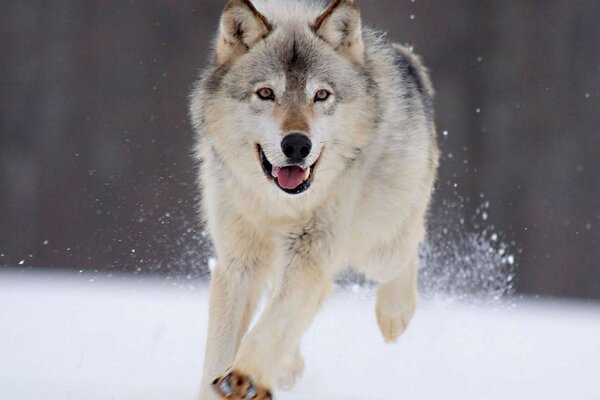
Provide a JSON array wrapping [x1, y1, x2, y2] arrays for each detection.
[[303, 168, 311, 181]]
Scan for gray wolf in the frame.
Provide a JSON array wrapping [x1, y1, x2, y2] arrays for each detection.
[[189, 0, 439, 398]]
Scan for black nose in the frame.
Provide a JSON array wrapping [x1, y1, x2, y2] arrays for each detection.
[[281, 133, 312, 161]]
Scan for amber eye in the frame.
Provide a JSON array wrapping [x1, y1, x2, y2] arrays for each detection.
[[256, 87, 275, 101], [314, 89, 331, 102]]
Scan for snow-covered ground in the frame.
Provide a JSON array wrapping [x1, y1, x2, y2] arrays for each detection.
[[1, 270, 599, 400]]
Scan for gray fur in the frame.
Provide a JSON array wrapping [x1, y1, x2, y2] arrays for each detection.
[[189, 1, 439, 398]]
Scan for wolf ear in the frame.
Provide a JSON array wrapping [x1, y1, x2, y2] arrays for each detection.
[[313, 0, 364, 63], [215, 0, 272, 65]]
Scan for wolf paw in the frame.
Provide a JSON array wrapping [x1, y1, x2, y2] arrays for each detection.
[[376, 288, 416, 343], [277, 350, 305, 390], [212, 370, 273, 400], [376, 306, 413, 343]]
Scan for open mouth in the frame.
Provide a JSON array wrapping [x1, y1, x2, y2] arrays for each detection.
[[257, 145, 317, 195]]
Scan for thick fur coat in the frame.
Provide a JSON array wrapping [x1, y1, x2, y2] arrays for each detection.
[[189, 1, 439, 398]]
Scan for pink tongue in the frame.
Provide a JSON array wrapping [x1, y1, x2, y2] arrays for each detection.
[[276, 166, 306, 190]]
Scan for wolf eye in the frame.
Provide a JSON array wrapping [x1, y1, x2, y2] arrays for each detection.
[[256, 87, 275, 101], [314, 89, 331, 102]]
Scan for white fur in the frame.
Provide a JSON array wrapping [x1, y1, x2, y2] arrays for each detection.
[[190, 1, 439, 398]]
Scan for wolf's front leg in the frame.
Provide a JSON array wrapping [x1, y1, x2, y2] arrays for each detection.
[[375, 249, 418, 343], [212, 255, 333, 399], [199, 254, 270, 400]]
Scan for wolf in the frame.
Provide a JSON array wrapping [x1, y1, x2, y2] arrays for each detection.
[[189, 0, 439, 398]]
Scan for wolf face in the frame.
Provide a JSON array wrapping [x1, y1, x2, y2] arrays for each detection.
[[191, 0, 378, 199]]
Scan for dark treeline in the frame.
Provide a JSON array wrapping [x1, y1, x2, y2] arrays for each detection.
[[1, 1, 599, 298]]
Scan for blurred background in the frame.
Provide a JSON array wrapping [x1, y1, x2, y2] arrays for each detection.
[[1, 1, 599, 299]]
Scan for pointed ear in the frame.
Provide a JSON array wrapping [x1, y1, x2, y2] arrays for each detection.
[[313, 0, 364, 63], [215, 0, 272, 65]]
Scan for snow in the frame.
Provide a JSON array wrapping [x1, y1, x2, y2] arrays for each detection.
[[1, 271, 599, 400]]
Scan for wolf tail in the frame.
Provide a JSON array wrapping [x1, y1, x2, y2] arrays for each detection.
[[392, 43, 435, 98]]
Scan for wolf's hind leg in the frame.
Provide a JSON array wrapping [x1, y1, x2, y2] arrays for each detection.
[[375, 248, 418, 343]]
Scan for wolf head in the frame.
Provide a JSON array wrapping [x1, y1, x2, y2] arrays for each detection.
[[191, 0, 378, 201]]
